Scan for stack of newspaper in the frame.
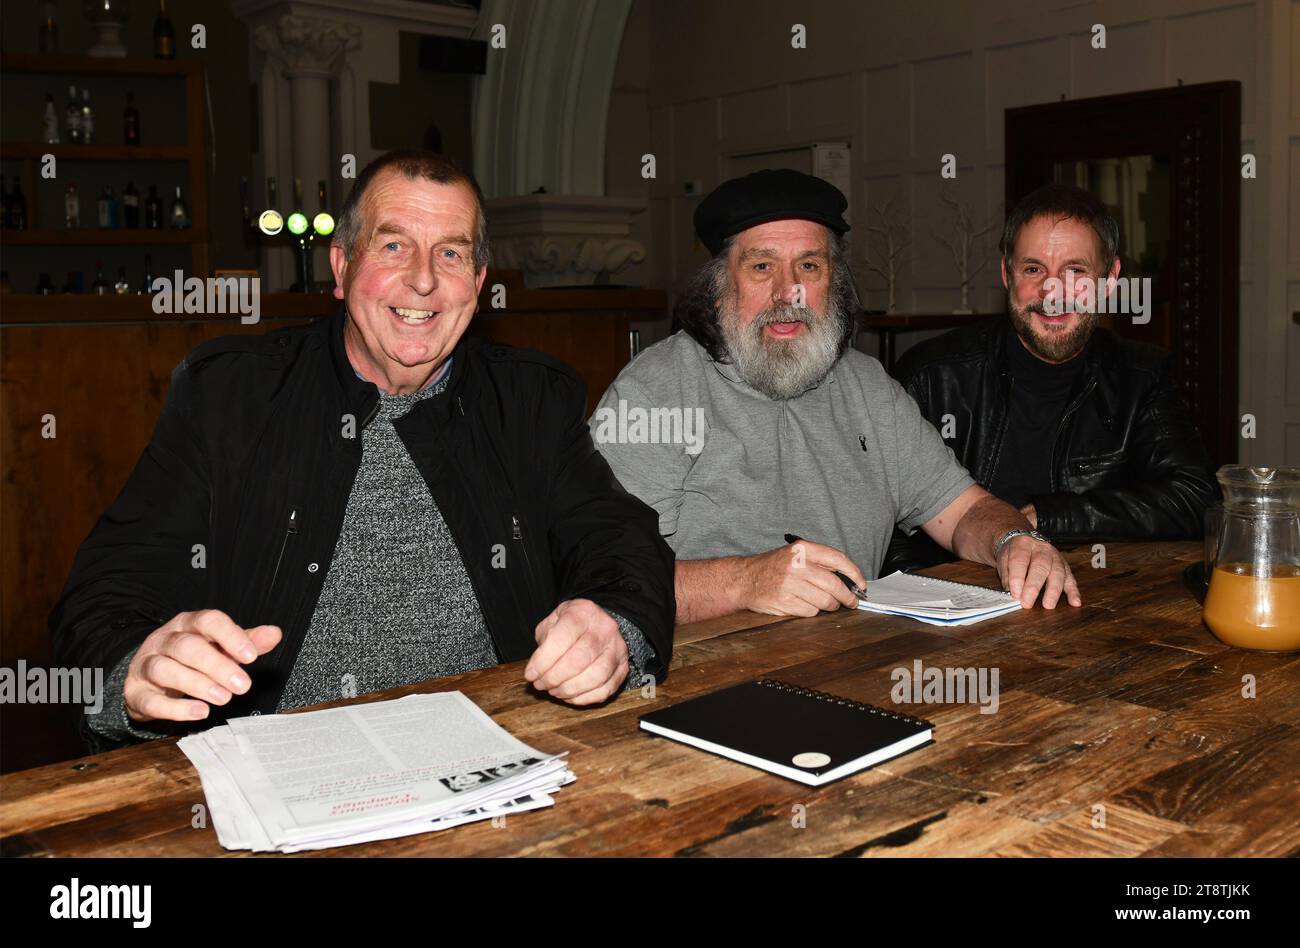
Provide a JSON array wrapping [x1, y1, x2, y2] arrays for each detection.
[[178, 691, 574, 852]]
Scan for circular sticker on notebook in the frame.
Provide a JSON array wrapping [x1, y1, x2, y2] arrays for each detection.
[[792, 752, 831, 768]]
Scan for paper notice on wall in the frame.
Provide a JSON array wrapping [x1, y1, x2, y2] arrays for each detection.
[[813, 142, 852, 227]]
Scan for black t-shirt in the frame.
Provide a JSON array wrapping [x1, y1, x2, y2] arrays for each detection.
[[989, 336, 1088, 508]]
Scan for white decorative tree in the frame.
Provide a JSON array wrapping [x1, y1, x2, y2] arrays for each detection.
[[935, 187, 996, 314], [863, 194, 910, 313]]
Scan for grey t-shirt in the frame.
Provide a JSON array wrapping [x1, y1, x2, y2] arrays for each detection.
[[590, 331, 974, 579]]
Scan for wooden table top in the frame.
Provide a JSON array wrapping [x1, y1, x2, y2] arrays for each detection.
[[3, 540, 1298, 858]]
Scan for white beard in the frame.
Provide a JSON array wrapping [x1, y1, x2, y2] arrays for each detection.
[[719, 299, 846, 400]]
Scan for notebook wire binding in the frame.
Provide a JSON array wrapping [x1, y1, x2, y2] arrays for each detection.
[[893, 572, 1016, 598], [755, 678, 934, 730]]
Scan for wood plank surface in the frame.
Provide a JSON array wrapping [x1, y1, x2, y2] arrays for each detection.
[[2, 540, 1297, 857]]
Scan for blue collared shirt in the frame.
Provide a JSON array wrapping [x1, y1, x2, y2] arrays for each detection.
[[354, 357, 453, 393]]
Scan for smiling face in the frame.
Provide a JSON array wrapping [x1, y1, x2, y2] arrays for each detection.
[[1001, 213, 1121, 363], [718, 218, 850, 399], [330, 170, 486, 394]]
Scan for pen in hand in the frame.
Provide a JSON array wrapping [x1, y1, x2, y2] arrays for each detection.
[[783, 533, 869, 599]]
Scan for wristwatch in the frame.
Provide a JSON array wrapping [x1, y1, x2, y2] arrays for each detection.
[[993, 528, 1049, 558]]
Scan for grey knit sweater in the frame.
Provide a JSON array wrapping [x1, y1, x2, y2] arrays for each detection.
[[88, 368, 654, 742]]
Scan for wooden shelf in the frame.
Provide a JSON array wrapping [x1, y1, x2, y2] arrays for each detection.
[[0, 143, 194, 161], [0, 52, 208, 275], [0, 53, 200, 78], [0, 292, 335, 324], [2, 228, 199, 245]]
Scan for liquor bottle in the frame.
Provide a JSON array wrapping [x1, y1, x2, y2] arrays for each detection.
[[267, 176, 278, 210], [42, 93, 59, 143], [114, 267, 131, 295], [240, 177, 251, 227], [38, 3, 59, 55], [91, 261, 110, 295], [62, 271, 81, 293], [35, 272, 55, 295], [80, 88, 95, 144], [122, 180, 140, 228], [97, 185, 115, 228], [0, 271, 12, 295], [65, 85, 81, 144], [141, 254, 155, 295], [154, 0, 175, 60], [123, 91, 140, 145], [64, 182, 80, 228], [317, 179, 328, 212], [169, 185, 190, 228], [11, 177, 27, 229], [144, 184, 162, 228]]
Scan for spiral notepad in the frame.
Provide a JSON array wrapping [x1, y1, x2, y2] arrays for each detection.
[[857, 571, 1022, 626], [639, 679, 934, 786]]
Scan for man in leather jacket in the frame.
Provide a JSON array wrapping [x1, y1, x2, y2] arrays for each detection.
[[884, 183, 1217, 572], [51, 150, 675, 751]]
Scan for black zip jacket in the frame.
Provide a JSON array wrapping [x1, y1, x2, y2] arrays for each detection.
[[883, 318, 1218, 571], [51, 307, 675, 737]]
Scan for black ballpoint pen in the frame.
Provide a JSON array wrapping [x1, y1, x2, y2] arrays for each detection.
[[783, 533, 869, 598]]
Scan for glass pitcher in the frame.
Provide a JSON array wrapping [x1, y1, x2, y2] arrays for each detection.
[[1202, 466, 1300, 651]]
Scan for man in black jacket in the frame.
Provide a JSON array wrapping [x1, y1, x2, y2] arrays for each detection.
[[885, 183, 1216, 571], [51, 150, 675, 751]]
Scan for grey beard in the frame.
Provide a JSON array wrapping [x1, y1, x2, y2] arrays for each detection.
[[720, 299, 847, 400]]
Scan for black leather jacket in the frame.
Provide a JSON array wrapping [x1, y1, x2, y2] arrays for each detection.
[[52, 307, 675, 746], [883, 318, 1217, 571]]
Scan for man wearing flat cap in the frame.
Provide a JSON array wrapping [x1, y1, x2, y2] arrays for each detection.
[[591, 169, 1082, 622]]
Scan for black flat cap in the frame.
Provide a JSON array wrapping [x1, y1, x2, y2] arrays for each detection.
[[694, 168, 850, 256]]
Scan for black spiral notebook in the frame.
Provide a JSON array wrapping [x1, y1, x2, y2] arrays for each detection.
[[639, 679, 934, 786]]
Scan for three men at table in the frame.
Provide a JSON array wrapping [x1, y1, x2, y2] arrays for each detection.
[[53, 155, 1214, 749], [52, 150, 675, 750]]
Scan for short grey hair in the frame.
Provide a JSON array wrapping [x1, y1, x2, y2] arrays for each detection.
[[333, 149, 490, 271]]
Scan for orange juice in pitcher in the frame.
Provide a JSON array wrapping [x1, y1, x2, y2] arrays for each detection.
[[1203, 564, 1300, 651], [1203, 467, 1300, 652]]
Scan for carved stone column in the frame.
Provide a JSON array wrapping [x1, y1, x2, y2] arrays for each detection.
[[254, 16, 360, 199], [233, 0, 479, 291], [250, 15, 360, 287]]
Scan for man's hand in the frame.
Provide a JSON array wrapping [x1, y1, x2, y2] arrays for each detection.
[[935, 486, 1083, 610], [997, 534, 1081, 609], [738, 541, 867, 618], [525, 598, 628, 706], [1019, 503, 1038, 529], [125, 610, 281, 723]]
